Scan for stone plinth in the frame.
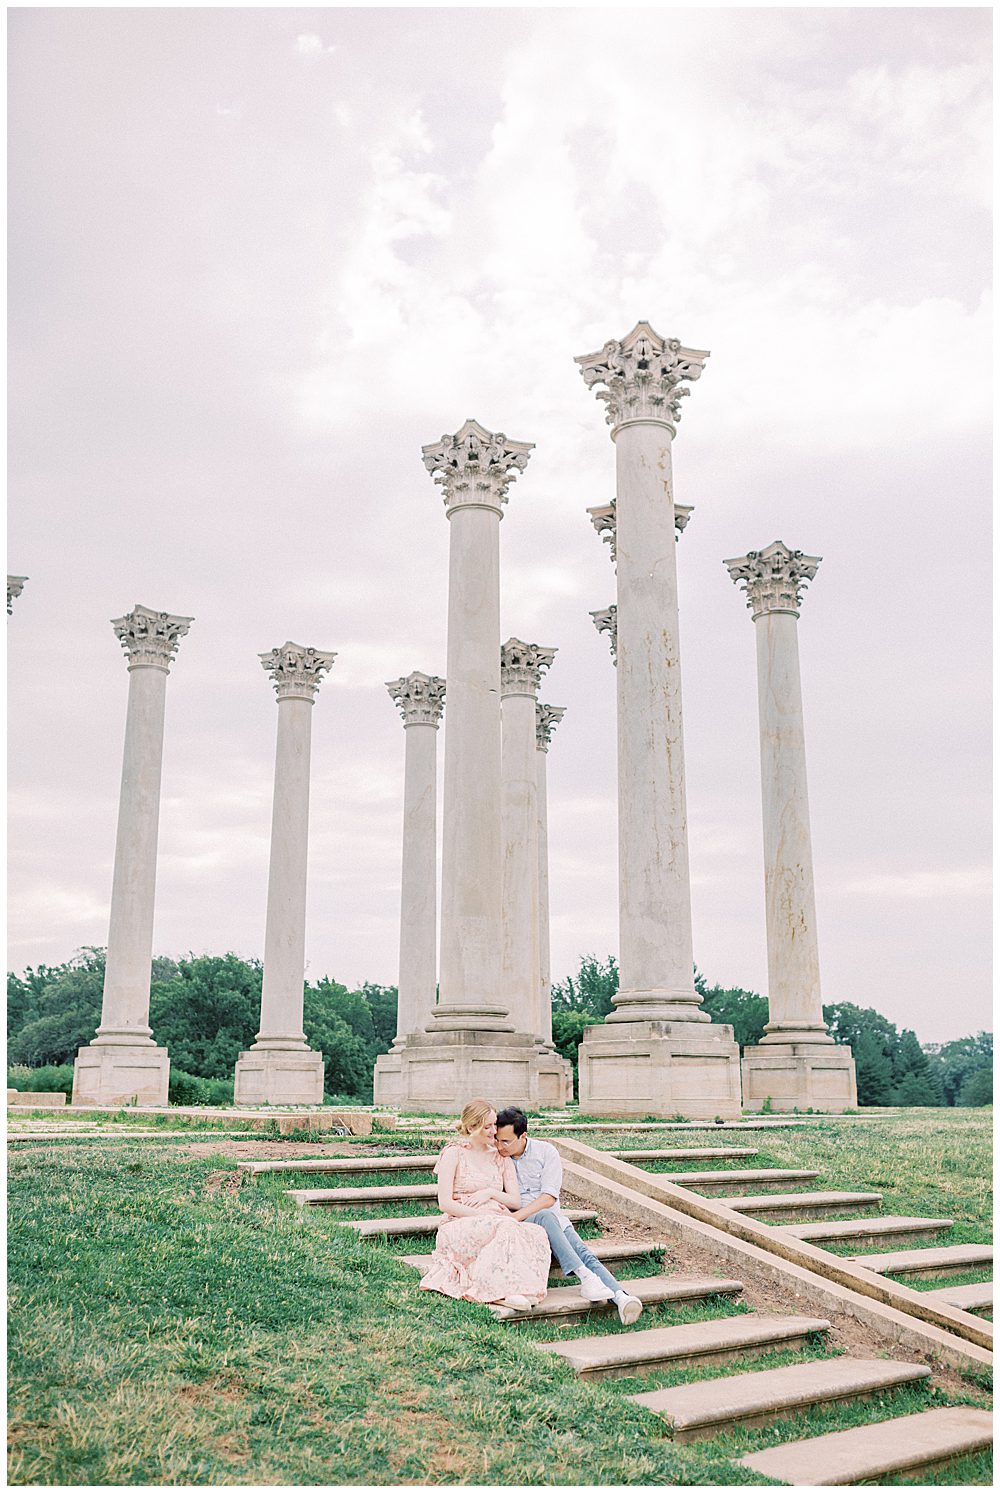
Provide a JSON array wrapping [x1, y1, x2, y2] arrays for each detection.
[[233, 1047, 325, 1108], [72, 1042, 171, 1107], [7, 1089, 68, 1108], [387, 1027, 570, 1113], [742, 1043, 858, 1113], [578, 1021, 743, 1120]]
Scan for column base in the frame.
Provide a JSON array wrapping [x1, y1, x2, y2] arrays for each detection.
[[577, 1019, 742, 1119], [376, 1028, 571, 1113], [72, 1041, 170, 1107], [233, 1046, 325, 1107], [741, 1042, 857, 1112]]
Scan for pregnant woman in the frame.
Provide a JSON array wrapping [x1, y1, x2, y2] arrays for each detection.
[[419, 1098, 551, 1310]]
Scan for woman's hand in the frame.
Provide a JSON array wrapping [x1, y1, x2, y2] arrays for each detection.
[[465, 1187, 497, 1206]]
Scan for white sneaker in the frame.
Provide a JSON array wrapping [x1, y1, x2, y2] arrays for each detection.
[[615, 1291, 643, 1326], [576, 1269, 615, 1303], [501, 1294, 532, 1311]]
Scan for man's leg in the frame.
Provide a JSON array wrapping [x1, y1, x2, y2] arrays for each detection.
[[524, 1210, 614, 1300], [560, 1223, 621, 1295]]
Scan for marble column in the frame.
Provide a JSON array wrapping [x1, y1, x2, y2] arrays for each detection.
[[392, 420, 565, 1110], [725, 541, 857, 1112], [234, 642, 336, 1107], [73, 604, 192, 1106], [7, 576, 27, 615], [591, 605, 618, 664], [373, 671, 445, 1104], [573, 321, 740, 1118], [535, 702, 566, 1051], [500, 638, 555, 1040]]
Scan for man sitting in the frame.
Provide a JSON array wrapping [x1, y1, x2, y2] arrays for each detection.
[[495, 1106, 643, 1325]]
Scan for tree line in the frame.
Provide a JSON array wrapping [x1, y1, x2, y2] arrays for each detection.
[[7, 948, 992, 1109]]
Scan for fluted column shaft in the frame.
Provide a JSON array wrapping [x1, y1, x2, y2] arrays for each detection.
[[535, 704, 565, 1047], [612, 420, 702, 1020], [254, 644, 336, 1048], [422, 419, 533, 1029], [387, 673, 445, 1042], [96, 606, 192, 1042]]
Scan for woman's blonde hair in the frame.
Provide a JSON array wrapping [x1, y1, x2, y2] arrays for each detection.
[[455, 1098, 494, 1136]]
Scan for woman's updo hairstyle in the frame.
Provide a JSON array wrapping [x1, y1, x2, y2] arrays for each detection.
[[455, 1098, 494, 1136]]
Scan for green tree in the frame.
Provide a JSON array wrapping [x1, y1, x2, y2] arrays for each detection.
[[926, 1032, 993, 1106], [890, 1028, 944, 1106], [551, 955, 619, 1018], [957, 1067, 992, 1106], [697, 982, 769, 1048], [149, 955, 260, 1078]]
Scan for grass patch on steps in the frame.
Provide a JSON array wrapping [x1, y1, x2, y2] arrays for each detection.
[[9, 1143, 773, 1486]]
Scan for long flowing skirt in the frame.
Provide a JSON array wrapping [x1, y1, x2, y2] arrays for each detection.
[[419, 1211, 551, 1304]]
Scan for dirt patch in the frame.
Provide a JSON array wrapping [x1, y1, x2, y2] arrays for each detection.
[[180, 1139, 423, 1162], [203, 1169, 246, 1198]]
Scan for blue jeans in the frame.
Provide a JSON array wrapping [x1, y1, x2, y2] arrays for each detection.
[[525, 1208, 620, 1294]]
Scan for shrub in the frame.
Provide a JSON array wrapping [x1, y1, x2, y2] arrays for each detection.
[[6, 1063, 74, 1096], [167, 1069, 235, 1106]]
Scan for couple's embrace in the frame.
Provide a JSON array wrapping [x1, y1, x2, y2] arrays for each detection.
[[419, 1100, 643, 1325]]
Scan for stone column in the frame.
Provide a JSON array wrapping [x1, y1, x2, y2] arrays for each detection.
[[500, 639, 555, 1040], [725, 541, 857, 1112], [373, 671, 445, 1105], [7, 576, 27, 614], [573, 321, 740, 1118], [535, 702, 566, 1051], [73, 604, 192, 1106], [591, 605, 618, 664], [234, 642, 336, 1107]]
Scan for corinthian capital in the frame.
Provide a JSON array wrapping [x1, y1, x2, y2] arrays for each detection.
[[260, 641, 337, 701], [535, 702, 566, 751], [422, 418, 533, 514], [386, 670, 446, 727], [112, 603, 193, 671], [500, 638, 556, 697], [7, 576, 27, 615], [724, 540, 822, 620], [590, 605, 617, 665], [587, 498, 694, 566], [575, 321, 709, 432]]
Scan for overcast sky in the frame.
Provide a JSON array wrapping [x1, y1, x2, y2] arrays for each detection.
[[8, 7, 991, 1045]]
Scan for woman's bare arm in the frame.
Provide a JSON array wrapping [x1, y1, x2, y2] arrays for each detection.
[[492, 1156, 523, 1211], [435, 1146, 481, 1218]]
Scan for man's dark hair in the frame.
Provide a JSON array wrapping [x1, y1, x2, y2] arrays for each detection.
[[495, 1106, 528, 1136]]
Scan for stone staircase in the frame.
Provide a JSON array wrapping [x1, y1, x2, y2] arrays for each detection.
[[240, 1135, 992, 1484]]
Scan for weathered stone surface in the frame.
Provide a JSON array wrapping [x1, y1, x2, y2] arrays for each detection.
[[784, 1216, 954, 1248], [926, 1282, 992, 1316], [850, 1242, 992, 1277], [725, 1190, 882, 1221], [577, 1022, 742, 1120], [240, 1153, 434, 1175], [742, 1043, 858, 1114], [7, 1091, 67, 1107], [613, 1147, 758, 1161], [738, 1406, 993, 1485], [287, 1183, 439, 1205], [324, 1208, 597, 1235], [537, 1313, 830, 1378], [489, 1273, 743, 1324], [662, 1168, 819, 1193], [630, 1356, 931, 1441], [399, 1238, 675, 1275]]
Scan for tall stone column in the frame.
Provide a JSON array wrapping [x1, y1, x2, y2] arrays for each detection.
[[573, 321, 740, 1118], [535, 702, 566, 1053], [73, 604, 192, 1106], [393, 419, 560, 1111], [7, 576, 27, 614], [725, 541, 857, 1112], [500, 638, 555, 1040], [234, 642, 336, 1107], [373, 671, 445, 1105]]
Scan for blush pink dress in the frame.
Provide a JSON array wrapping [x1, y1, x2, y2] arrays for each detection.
[[419, 1140, 551, 1305]]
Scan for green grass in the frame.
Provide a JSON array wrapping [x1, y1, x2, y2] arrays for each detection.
[[8, 1109, 993, 1485]]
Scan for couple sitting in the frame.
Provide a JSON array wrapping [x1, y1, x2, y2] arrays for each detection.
[[419, 1099, 643, 1326]]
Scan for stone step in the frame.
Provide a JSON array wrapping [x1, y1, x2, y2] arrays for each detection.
[[285, 1183, 439, 1204], [612, 1147, 758, 1162], [400, 1238, 674, 1276], [326, 1209, 597, 1236], [537, 1313, 830, 1380], [240, 1154, 436, 1175], [738, 1406, 993, 1485], [629, 1356, 932, 1442], [724, 1190, 883, 1221], [783, 1215, 954, 1249], [661, 1168, 820, 1193], [925, 1282, 993, 1316], [490, 1273, 744, 1325], [850, 1242, 993, 1278]]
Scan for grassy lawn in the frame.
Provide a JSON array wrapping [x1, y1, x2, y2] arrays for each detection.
[[7, 1108, 992, 1486]]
